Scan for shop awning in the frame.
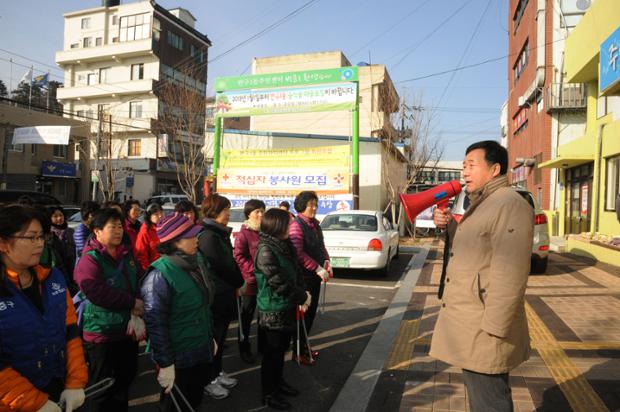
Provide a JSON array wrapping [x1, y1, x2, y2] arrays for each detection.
[[538, 155, 594, 169]]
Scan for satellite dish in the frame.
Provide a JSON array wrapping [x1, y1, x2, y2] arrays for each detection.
[[357, 62, 370, 67], [576, 0, 591, 10]]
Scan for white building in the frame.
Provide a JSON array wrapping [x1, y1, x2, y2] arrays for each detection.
[[55, 0, 211, 202]]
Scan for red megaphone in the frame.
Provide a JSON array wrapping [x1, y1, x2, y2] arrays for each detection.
[[399, 180, 462, 223]]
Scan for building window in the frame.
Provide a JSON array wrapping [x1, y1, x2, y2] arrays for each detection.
[[81, 17, 91, 29], [131, 63, 144, 80], [513, 0, 529, 32], [83, 37, 92, 48], [95, 37, 103, 46], [87, 73, 98, 85], [513, 106, 529, 136], [70, 43, 79, 49], [31, 144, 36, 156], [112, 37, 119, 43], [119, 13, 151, 42], [129, 101, 143, 118], [128, 139, 141, 157], [167, 31, 183, 50], [9, 143, 24, 152], [605, 155, 620, 211], [99, 67, 110, 84], [53, 145, 67, 159], [153, 18, 161, 41], [97, 104, 110, 115], [112, 15, 118, 25], [76, 110, 85, 118], [438, 171, 461, 182], [513, 40, 529, 82]]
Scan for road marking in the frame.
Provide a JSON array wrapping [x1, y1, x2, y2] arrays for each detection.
[[525, 303, 608, 412], [330, 282, 399, 290], [330, 244, 430, 412]]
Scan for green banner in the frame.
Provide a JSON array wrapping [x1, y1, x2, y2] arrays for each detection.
[[215, 67, 359, 92], [215, 83, 357, 118]]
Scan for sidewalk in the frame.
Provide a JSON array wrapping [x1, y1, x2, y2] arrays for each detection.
[[366, 243, 620, 412]]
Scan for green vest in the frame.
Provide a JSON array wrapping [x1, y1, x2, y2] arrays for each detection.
[[82, 250, 138, 335], [150, 256, 213, 352], [198, 230, 235, 295], [255, 244, 299, 313]]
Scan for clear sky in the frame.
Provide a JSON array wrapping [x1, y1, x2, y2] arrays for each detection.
[[0, 0, 509, 160]]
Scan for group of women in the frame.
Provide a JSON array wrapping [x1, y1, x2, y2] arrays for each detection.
[[0, 191, 329, 411]]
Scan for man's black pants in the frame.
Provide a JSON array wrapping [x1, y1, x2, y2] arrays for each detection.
[[238, 294, 265, 353], [462, 369, 513, 412], [84, 338, 138, 412]]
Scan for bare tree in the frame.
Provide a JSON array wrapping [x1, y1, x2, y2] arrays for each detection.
[[156, 65, 207, 203], [382, 92, 445, 234]]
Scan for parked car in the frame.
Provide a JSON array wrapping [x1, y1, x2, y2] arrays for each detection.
[[229, 207, 245, 243], [320, 210, 400, 276], [145, 194, 189, 208], [0, 190, 61, 206], [62, 205, 81, 220], [67, 211, 83, 230], [451, 186, 550, 274]]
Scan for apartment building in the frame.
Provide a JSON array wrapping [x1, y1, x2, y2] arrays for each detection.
[[55, 0, 211, 201], [507, 0, 589, 228]]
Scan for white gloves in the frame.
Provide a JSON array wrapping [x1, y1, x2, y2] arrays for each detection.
[[158, 365, 175, 394], [36, 400, 61, 412], [59, 388, 85, 412], [126, 314, 147, 342], [316, 266, 330, 282], [300, 292, 312, 312]]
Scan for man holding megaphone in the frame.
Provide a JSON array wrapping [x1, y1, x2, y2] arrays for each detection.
[[429, 141, 533, 412]]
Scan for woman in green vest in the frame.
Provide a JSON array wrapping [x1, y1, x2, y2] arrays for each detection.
[[141, 213, 217, 412], [255, 208, 311, 410]]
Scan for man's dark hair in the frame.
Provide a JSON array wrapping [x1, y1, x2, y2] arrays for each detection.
[[102, 200, 122, 210], [174, 200, 199, 222], [244, 199, 266, 219], [465, 140, 508, 175], [294, 191, 318, 213], [80, 201, 101, 221], [90, 208, 123, 231], [201, 194, 231, 219], [261, 208, 291, 238], [279, 201, 290, 210]]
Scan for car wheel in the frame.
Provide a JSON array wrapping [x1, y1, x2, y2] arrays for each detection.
[[530, 256, 548, 274], [378, 249, 391, 277]]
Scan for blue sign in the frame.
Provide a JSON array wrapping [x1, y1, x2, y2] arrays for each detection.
[[600, 26, 620, 94], [41, 161, 76, 178], [126, 176, 134, 188]]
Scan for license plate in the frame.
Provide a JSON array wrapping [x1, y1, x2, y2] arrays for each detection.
[[331, 257, 350, 268]]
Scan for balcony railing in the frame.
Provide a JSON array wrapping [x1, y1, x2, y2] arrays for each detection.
[[546, 83, 587, 112]]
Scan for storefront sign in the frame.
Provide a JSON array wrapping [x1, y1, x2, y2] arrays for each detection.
[[600, 26, 620, 94], [13, 126, 71, 145], [217, 146, 350, 195], [215, 83, 357, 118], [581, 184, 589, 217], [215, 67, 358, 92], [41, 161, 76, 178]]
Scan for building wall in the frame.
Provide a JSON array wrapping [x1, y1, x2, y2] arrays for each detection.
[[249, 51, 399, 138]]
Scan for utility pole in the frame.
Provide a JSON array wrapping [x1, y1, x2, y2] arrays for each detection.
[[92, 108, 102, 201], [107, 113, 113, 201]]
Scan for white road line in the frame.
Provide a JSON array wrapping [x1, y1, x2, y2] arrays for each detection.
[[329, 282, 399, 290]]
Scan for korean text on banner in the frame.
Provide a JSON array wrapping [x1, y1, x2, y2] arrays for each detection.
[[217, 146, 350, 196], [12, 126, 71, 145], [215, 83, 357, 118]]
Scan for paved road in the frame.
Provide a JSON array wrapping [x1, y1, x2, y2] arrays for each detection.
[[129, 250, 416, 411]]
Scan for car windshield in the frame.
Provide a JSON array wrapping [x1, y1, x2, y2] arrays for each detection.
[[68, 211, 82, 222], [321, 214, 378, 231], [229, 209, 245, 223]]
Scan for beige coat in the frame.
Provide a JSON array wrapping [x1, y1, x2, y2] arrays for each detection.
[[429, 177, 534, 374]]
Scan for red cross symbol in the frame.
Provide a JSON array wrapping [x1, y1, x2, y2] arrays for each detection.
[[333, 173, 345, 184], [222, 174, 230, 182]]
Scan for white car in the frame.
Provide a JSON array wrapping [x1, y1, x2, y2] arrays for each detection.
[[451, 186, 550, 274], [321, 210, 400, 276]]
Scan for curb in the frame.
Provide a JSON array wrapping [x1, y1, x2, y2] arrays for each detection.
[[328, 243, 431, 412]]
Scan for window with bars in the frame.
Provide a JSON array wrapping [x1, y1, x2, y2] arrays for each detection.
[[167, 31, 183, 50], [53, 145, 67, 159]]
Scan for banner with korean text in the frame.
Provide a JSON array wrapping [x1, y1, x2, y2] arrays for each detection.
[[217, 146, 351, 197], [215, 83, 357, 118]]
